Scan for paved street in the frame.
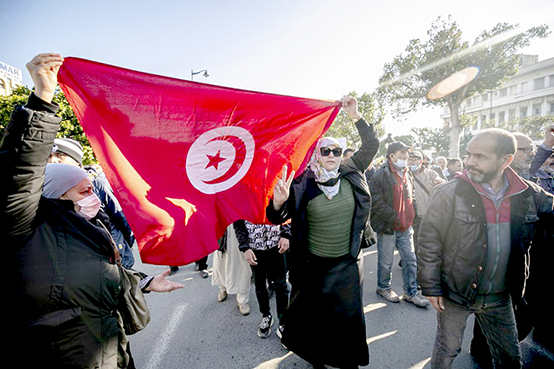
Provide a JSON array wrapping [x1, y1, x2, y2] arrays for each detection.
[[129, 248, 552, 369]]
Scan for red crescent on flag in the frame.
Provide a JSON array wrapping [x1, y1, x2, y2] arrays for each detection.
[[203, 135, 247, 185]]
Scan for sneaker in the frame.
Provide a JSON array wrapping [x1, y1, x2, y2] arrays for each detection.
[[257, 314, 274, 338], [238, 303, 250, 315], [169, 266, 179, 276], [200, 269, 209, 278], [376, 288, 400, 303], [403, 291, 430, 308], [276, 324, 284, 339], [217, 290, 227, 302]]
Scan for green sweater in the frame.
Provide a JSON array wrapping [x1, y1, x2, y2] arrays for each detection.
[[306, 180, 355, 257]]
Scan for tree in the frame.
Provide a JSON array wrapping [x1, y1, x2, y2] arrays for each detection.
[[0, 86, 97, 164], [377, 15, 549, 158], [326, 91, 385, 149]]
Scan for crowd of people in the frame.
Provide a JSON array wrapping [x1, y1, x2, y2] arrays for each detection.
[[2, 53, 554, 369]]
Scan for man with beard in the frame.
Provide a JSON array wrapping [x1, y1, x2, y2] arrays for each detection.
[[511, 133, 536, 179], [417, 128, 554, 369]]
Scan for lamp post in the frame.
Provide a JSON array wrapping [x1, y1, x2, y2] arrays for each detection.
[[191, 69, 209, 81], [383, 133, 394, 148]]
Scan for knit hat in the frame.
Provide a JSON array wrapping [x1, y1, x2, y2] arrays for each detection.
[[43, 163, 89, 199], [52, 138, 84, 166]]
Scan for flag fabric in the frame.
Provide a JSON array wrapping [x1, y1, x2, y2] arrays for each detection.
[[58, 57, 340, 266]]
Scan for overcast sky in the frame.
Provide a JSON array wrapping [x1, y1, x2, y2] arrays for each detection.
[[1, 0, 553, 136]]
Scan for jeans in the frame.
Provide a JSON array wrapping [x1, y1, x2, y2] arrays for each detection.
[[251, 247, 289, 323], [432, 295, 521, 369], [377, 227, 418, 296]]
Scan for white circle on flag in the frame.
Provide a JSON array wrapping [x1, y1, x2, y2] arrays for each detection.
[[186, 126, 255, 194]]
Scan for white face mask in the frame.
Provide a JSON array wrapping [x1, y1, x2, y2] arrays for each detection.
[[409, 164, 419, 172], [76, 194, 101, 220], [395, 158, 407, 169]]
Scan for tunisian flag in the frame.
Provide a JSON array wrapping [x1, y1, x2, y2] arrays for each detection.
[[58, 57, 340, 265]]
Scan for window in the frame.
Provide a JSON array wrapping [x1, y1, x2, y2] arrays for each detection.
[[509, 109, 516, 121], [499, 88, 507, 97], [482, 93, 489, 102], [550, 103, 554, 114], [533, 104, 542, 116], [490, 113, 495, 121], [498, 111, 506, 123], [520, 81, 528, 93], [534, 77, 545, 90], [508, 86, 517, 95], [550, 75, 554, 87], [520, 107, 528, 118], [481, 114, 487, 123], [465, 98, 472, 107]]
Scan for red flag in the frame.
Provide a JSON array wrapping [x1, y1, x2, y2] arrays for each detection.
[[58, 57, 340, 265]]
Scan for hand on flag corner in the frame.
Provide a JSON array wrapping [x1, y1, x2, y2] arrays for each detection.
[[272, 165, 295, 211], [26, 53, 64, 104], [340, 95, 363, 121]]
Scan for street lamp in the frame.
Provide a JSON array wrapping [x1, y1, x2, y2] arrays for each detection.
[[383, 133, 394, 148], [191, 69, 209, 81]]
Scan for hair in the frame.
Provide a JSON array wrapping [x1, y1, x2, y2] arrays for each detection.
[[343, 148, 355, 157], [475, 128, 517, 157], [447, 158, 461, 166]]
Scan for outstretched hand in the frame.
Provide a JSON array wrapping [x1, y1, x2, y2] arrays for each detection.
[[145, 269, 185, 293], [272, 165, 295, 211], [26, 53, 64, 104]]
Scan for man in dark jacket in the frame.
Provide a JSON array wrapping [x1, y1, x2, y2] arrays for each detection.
[[370, 142, 429, 308], [417, 128, 554, 369]]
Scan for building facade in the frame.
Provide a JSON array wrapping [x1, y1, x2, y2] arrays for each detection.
[[0, 60, 23, 96], [441, 55, 554, 132]]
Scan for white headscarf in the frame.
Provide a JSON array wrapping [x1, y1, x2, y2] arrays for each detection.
[[308, 137, 342, 199], [43, 163, 89, 199]]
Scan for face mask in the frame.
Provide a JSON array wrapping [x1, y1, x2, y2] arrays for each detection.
[[395, 158, 407, 169], [76, 194, 101, 220], [409, 164, 419, 172]]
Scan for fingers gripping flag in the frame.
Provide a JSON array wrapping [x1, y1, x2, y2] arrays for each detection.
[[58, 57, 340, 265]]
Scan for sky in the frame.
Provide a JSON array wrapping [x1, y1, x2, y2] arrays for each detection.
[[1, 0, 553, 137]]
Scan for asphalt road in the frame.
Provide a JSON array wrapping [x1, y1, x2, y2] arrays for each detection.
[[128, 248, 552, 369]]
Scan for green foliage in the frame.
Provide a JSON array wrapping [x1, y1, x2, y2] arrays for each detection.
[[0, 86, 97, 165], [326, 91, 385, 149], [0, 85, 32, 132]]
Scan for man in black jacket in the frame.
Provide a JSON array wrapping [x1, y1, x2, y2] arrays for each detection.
[[417, 128, 554, 369]]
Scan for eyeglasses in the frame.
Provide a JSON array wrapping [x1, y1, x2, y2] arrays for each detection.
[[320, 147, 343, 157], [517, 147, 535, 154]]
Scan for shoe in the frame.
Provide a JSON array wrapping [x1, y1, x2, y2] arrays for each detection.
[[257, 314, 274, 338], [169, 266, 179, 276], [200, 269, 209, 278], [376, 288, 400, 303], [217, 290, 227, 302], [276, 324, 284, 339], [403, 291, 430, 308], [238, 303, 250, 315]]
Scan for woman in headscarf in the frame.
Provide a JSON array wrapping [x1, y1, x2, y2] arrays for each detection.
[[1, 53, 183, 368], [266, 96, 379, 369]]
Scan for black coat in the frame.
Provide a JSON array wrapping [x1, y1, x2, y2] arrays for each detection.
[[266, 118, 379, 285], [1, 95, 128, 368]]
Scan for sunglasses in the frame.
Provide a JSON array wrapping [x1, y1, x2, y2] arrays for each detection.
[[320, 147, 343, 157]]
